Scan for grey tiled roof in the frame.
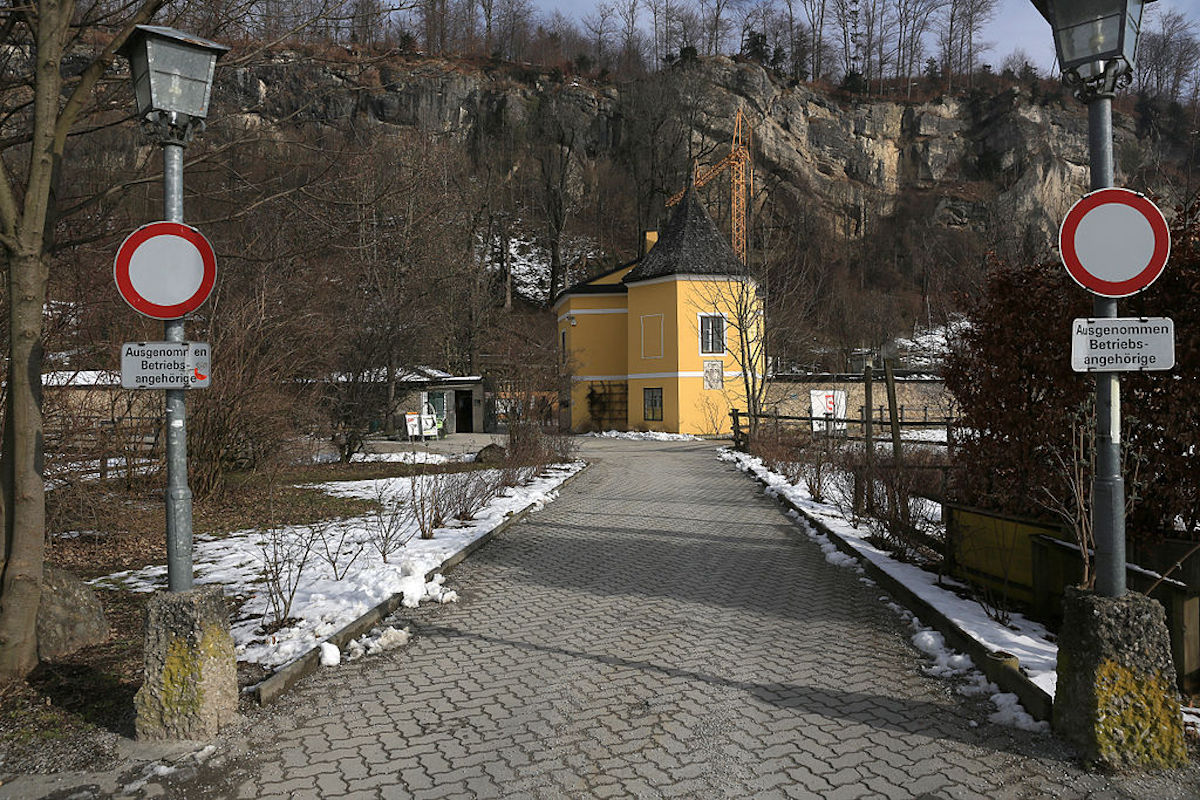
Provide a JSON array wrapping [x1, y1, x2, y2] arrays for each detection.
[[623, 186, 743, 283]]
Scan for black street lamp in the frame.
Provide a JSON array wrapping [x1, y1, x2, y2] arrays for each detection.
[[1032, 0, 1155, 599], [1032, 0, 1151, 91]]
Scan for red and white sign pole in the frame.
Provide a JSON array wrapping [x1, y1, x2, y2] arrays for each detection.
[[1060, 182, 1172, 598]]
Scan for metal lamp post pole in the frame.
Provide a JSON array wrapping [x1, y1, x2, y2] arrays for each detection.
[[160, 115, 193, 593], [1085, 85, 1125, 598]]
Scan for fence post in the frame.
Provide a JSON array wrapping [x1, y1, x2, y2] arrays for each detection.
[[864, 363, 875, 514], [884, 358, 903, 467]]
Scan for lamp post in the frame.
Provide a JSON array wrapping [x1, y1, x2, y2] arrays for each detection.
[[1032, 0, 1152, 598], [120, 26, 229, 593]]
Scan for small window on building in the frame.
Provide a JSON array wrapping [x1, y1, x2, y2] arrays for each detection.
[[644, 387, 663, 421], [700, 315, 725, 355], [561, 329, 567, 363]]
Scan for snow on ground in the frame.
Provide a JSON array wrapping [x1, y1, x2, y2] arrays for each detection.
[[894, 316, 969, 370], [722, 447, 1054, 732], [350, 450, 475, 465], [586, 430, 702, 442], [92, 462, 584, 669]]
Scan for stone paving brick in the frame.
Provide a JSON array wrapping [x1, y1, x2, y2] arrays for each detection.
[[144, 438, 1200, 800]]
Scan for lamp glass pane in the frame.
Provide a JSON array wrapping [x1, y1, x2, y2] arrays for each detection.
[[129, 46, 153, 117], [146, 38, 216, 117], [1056, 12, 1122, 65], [1124, 0, 1144, 66]]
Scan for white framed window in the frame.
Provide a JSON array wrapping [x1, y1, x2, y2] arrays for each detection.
[[699, 314, 725, 355]]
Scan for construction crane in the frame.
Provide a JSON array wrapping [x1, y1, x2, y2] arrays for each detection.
[[666, 107, 753, 265]]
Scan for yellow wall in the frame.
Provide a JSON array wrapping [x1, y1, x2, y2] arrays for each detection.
[[625, 280, 679, 431], [559, 292, 628, 431]]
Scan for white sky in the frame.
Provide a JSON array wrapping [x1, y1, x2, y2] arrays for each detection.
[[531, 0, 1199, 78]]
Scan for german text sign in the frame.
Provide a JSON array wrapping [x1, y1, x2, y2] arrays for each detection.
[[121, 342, 211, 389], [1070, 318, 1174, 372]]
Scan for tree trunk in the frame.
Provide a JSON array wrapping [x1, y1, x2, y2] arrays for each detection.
[[0, 251, 49, 679], [384, 351, 397, 436]]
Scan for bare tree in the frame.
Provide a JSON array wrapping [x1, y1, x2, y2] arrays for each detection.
[[1136, 9, 1200, 103], [583, 2, 616, 68], [0, 0, 170, 681]]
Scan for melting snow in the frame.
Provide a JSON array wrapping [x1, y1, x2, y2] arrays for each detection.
[[724, 447, 1054, 733], [90, 462, 583, 669]]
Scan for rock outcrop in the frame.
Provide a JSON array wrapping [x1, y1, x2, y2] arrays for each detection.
[[214, 52, 1151, 250]]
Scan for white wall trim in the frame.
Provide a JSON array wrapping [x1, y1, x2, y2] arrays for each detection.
[[624, 273, 751, 288], [557, 308, 628, 323], [573, 371, 746, 381], [552, 290, 627, 312]]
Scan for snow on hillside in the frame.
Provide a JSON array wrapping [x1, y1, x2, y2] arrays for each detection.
[[480, 228, 603, 304]]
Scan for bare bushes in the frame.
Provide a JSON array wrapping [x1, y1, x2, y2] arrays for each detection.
[[751, 427, 946, 562], [314, 519, 364, 580], [410, 471, 450, 539], [365, 483, 415, 562], [749, 428, 839, 502], [258, 522, 318, 630], [506, 417, 578, 467], [443, 470, 499, 521], [190, 285, 326, 498]]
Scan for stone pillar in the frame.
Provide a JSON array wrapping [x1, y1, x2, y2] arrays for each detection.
[[1053, 587, 1187, 769], [135, 586, 238, 740]]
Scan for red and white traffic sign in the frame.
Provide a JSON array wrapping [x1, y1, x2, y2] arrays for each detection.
[[1059, 188, 1170, 298], [113, 221, 216, 319]]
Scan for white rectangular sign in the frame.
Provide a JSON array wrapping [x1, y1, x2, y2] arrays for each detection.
[[810, 389, 847, 432], [121, 342, 211, 389], [405, 412, 437, 438], [1070, 317, 1174, 372]]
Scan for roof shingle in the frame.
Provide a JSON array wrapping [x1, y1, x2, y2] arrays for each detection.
[[622, 186, 743, 283]]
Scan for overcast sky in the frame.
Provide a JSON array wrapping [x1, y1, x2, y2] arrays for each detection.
[[531, 0, 1198, 78]]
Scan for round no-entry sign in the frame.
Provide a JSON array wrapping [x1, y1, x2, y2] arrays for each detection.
[[1059, 188, 1170, 298], [113, 221, 217, 319]]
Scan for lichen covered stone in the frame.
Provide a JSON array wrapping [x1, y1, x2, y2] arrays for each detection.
[[135, 586, 237, 741], [1053, 587, 1187, 770]]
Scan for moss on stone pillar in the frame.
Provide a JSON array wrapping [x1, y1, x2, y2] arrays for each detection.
[[1053, 587, 1187, 770], [135, 586, 237, 741]]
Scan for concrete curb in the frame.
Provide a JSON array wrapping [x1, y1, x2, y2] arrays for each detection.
[[738, 465, 1055, 722], [251, 462, 591, 705]]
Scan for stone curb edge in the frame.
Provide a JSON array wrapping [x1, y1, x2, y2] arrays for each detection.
[[251, 462, 591, 705], [737, 463, 1054, 722]]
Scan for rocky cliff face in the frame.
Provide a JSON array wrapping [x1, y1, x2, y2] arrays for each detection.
[[217, 52, 1144, 251]]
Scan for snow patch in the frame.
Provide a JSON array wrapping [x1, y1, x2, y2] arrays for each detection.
[[989, 692, 1050, 732], [319, 642, 341, 666], [345, 625, 412, 661], [587, 430, 701, 441]]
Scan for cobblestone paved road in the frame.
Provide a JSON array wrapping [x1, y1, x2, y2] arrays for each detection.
[[51, 438, 1200, 799]]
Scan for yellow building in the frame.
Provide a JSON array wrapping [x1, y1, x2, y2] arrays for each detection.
[[554, 187, 763, 435]]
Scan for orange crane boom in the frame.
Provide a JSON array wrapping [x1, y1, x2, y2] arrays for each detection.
[[666, 107, 753, 265]]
